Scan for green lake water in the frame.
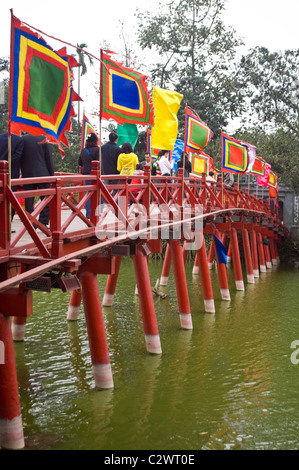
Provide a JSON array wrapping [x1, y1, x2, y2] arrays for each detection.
[[13, 257, 299, 450]]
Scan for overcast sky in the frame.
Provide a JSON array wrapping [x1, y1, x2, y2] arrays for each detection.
[[1, 0, 298, 130]]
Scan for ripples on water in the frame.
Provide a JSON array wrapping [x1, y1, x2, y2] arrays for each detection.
[[12, 259, 299, 450]]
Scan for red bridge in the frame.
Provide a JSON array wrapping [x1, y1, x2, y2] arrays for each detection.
[[0, 159, 289, 449]]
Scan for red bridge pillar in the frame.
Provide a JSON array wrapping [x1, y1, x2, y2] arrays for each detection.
[[242, 228, 255, 284], [208, 237, 215, 269], [160, 242, 171, 286], [132, 245, 162, 354], [80, 271, 114, 389], [257, 232, 267, 273], [169, 239, 193, 329], [231, 227, 245, 291], [0, 312, 25, 449], [102, 255, 122, 306], [250, 230, 260, 278], [196, 235, 215, 312], [215, 230, 231, 301], [67, 288, 82, 321]]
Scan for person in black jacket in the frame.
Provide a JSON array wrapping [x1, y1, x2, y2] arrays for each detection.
[[0, 132, 24, 221], [101, 132, 121, 181], [177, 151, 191, 176], [21, 132, 54, 228], [78, 132, 99, 219]]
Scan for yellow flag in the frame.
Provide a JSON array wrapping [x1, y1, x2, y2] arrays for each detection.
[[151, 87, 183, 151]]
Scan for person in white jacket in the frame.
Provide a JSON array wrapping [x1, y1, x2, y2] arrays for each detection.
[[157, 150, 172, 176]]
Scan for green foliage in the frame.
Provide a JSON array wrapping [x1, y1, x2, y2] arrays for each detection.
[[237, 47, 299, 134], [137, 0, 245, 136], [52, 118, 82, 174], [234, 127, 299, 191]]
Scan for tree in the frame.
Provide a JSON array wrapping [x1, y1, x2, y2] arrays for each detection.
[[76, 43, 94, 124], [237, 47, 299, 134], [137, 0, 245, 136]]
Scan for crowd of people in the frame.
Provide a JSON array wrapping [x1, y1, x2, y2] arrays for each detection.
[[0, 129, 234, 226]]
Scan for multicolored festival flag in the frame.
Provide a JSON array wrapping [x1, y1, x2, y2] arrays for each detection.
[[151, 87, 183, 151], [100, 50, 154, 126], [190, 152, 214, 178], [9, 12, 81, 155], [184, 106, 213, 154], [81, 112, 98, 150], [257, 162, 271, 187], [241, 141, 256, 174], [268, 170, 278, 198], [250, 156, 265, 177], [221, 132, 249, 174]]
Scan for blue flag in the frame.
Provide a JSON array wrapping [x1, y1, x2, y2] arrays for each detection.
[[213, 234, 227, 265], [172, 139, 184, 171]]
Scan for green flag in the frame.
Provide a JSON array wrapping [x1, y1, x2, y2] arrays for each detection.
[[117, 122, 138, 149]]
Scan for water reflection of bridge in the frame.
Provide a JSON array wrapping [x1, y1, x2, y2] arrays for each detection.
[[0, 160, 289, 449]]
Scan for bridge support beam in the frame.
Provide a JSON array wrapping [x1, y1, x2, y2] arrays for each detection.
[[242, 229, 255, 284], [67, 288, 82, 320], [0, 312, 25, 449], [169, 239, 193, 330], [132, 245, 162, 354], [250, 230, 259, 278], [215, 230, 231, 301], [102, 255, 122, 306], [257, 232, 267, 273], [80, 272, 114, 389], [160, 242, 171, 286], [196, 236, 215, 312], [231, 228, 245, 291]]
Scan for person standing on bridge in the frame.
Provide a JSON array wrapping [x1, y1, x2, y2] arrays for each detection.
[[78, 132, 99, 219], [21, 132, 54, 229], [117, 142, 139, 176], [157, 150, 172, 177]]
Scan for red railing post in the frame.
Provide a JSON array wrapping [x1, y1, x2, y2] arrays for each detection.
[[90, 161, 100, 225], [0, 161, 9, 252]]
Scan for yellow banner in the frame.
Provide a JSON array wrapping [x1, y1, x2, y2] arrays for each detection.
[[151, 87, 183, 151]]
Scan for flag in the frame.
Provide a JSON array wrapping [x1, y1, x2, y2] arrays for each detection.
[[184, 106, 213, 154], [241, 141, 256, 173], [117, 122, 138, 149], [250, 156, 265, 176], [172, 139, 184, 171], [100, 50, 154, 126], [9, 13, 81, 155], [190, 153, 214, 178], [151, 87, 183, 151], [222, 132, 249, 174], [257, 162, 271, 187], [213, 234, 227, 265], [268, 170, 278, 198], [81, 112, 98, 150]]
